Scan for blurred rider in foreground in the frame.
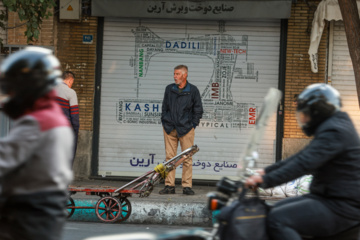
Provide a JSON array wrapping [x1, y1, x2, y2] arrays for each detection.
[[0, 47, 73, 240], [245, 83, 360, 239]]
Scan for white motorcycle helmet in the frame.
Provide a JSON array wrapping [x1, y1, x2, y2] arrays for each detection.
[[0, 47, 62, 118]]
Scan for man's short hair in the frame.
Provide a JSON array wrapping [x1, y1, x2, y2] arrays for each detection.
[[63, 71, 75, 80], [174, 65, 188, 74]]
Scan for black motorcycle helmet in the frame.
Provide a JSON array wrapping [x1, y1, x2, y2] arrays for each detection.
[[296, 83, 341, 136], [0, 47, 62, 119]]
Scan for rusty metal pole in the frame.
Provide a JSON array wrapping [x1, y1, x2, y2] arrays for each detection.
[[338, 0, 360, 107]]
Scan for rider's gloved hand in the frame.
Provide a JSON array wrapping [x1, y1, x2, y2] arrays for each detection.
[[244, 174, 264, 188], [255, 169, 265, 176]]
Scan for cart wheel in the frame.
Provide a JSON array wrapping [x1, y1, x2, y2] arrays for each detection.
[[95, 196, 122, 223], [66, 197, 75, 218], [118, 198, 132, 222]]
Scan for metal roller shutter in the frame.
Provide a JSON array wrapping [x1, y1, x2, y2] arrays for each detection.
[[330, 21, 360, 132], [98, 18, 281, 180]]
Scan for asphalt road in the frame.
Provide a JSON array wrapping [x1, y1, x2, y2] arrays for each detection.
[[62, 221, 211, 240]]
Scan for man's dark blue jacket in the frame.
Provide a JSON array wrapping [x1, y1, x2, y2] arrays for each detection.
[[161, 82, 203, 137], [261, 111, 360, 220]]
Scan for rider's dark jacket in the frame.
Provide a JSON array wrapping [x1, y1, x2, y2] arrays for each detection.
[[261, 111, 360, 220], [161, 82, 203, 137]]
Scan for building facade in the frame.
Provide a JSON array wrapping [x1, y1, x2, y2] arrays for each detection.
[[2, 0, 357, 181]]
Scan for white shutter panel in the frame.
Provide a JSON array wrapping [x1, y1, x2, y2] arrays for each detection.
[[331, 21, 360, 132], [98, 18, 281, 180]]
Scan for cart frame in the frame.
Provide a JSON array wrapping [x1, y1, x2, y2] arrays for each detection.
[[67, 145, 199, 223]]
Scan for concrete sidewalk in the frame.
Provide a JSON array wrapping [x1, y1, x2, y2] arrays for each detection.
[[67, 178, 282, 227], [68, 178, 218, 227]]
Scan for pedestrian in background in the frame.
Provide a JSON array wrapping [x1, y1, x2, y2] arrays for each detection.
[[0, 47, 73, 240], [55, 70, 79, 165], [160, 65, 203, 195]]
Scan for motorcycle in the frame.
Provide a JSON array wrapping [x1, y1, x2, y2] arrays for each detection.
[[207, 176, 360, 240]]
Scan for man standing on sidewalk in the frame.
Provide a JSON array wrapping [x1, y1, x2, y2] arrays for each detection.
[[160, 65, 203, 195], [55, 71, 79, 165]]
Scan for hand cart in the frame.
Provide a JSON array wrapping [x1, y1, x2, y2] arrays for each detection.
[[67, 145, 199, 223]]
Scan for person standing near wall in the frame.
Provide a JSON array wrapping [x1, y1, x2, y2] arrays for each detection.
[[55, 71, 79, 165], [160, 65, 203, 195], [0, 47, 73, 240]]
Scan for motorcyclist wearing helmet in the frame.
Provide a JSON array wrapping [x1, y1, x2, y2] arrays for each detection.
[[245, 83, 360, 239], [0, 47, 73, 240]]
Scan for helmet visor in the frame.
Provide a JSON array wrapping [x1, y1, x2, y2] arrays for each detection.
[[296, 111, 311, 129], [0, 76, 9, 105]]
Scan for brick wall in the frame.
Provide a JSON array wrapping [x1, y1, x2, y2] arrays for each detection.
[[56, 16, 97, 131], [7, 10, 97, 132], [56, 16, 98, 178], [5, 11, 98, 178], [283, 1, 328, 139], [7, 9, 54, 46]]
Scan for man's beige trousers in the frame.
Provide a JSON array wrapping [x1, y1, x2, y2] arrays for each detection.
[[163, 128, 195, 188]]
